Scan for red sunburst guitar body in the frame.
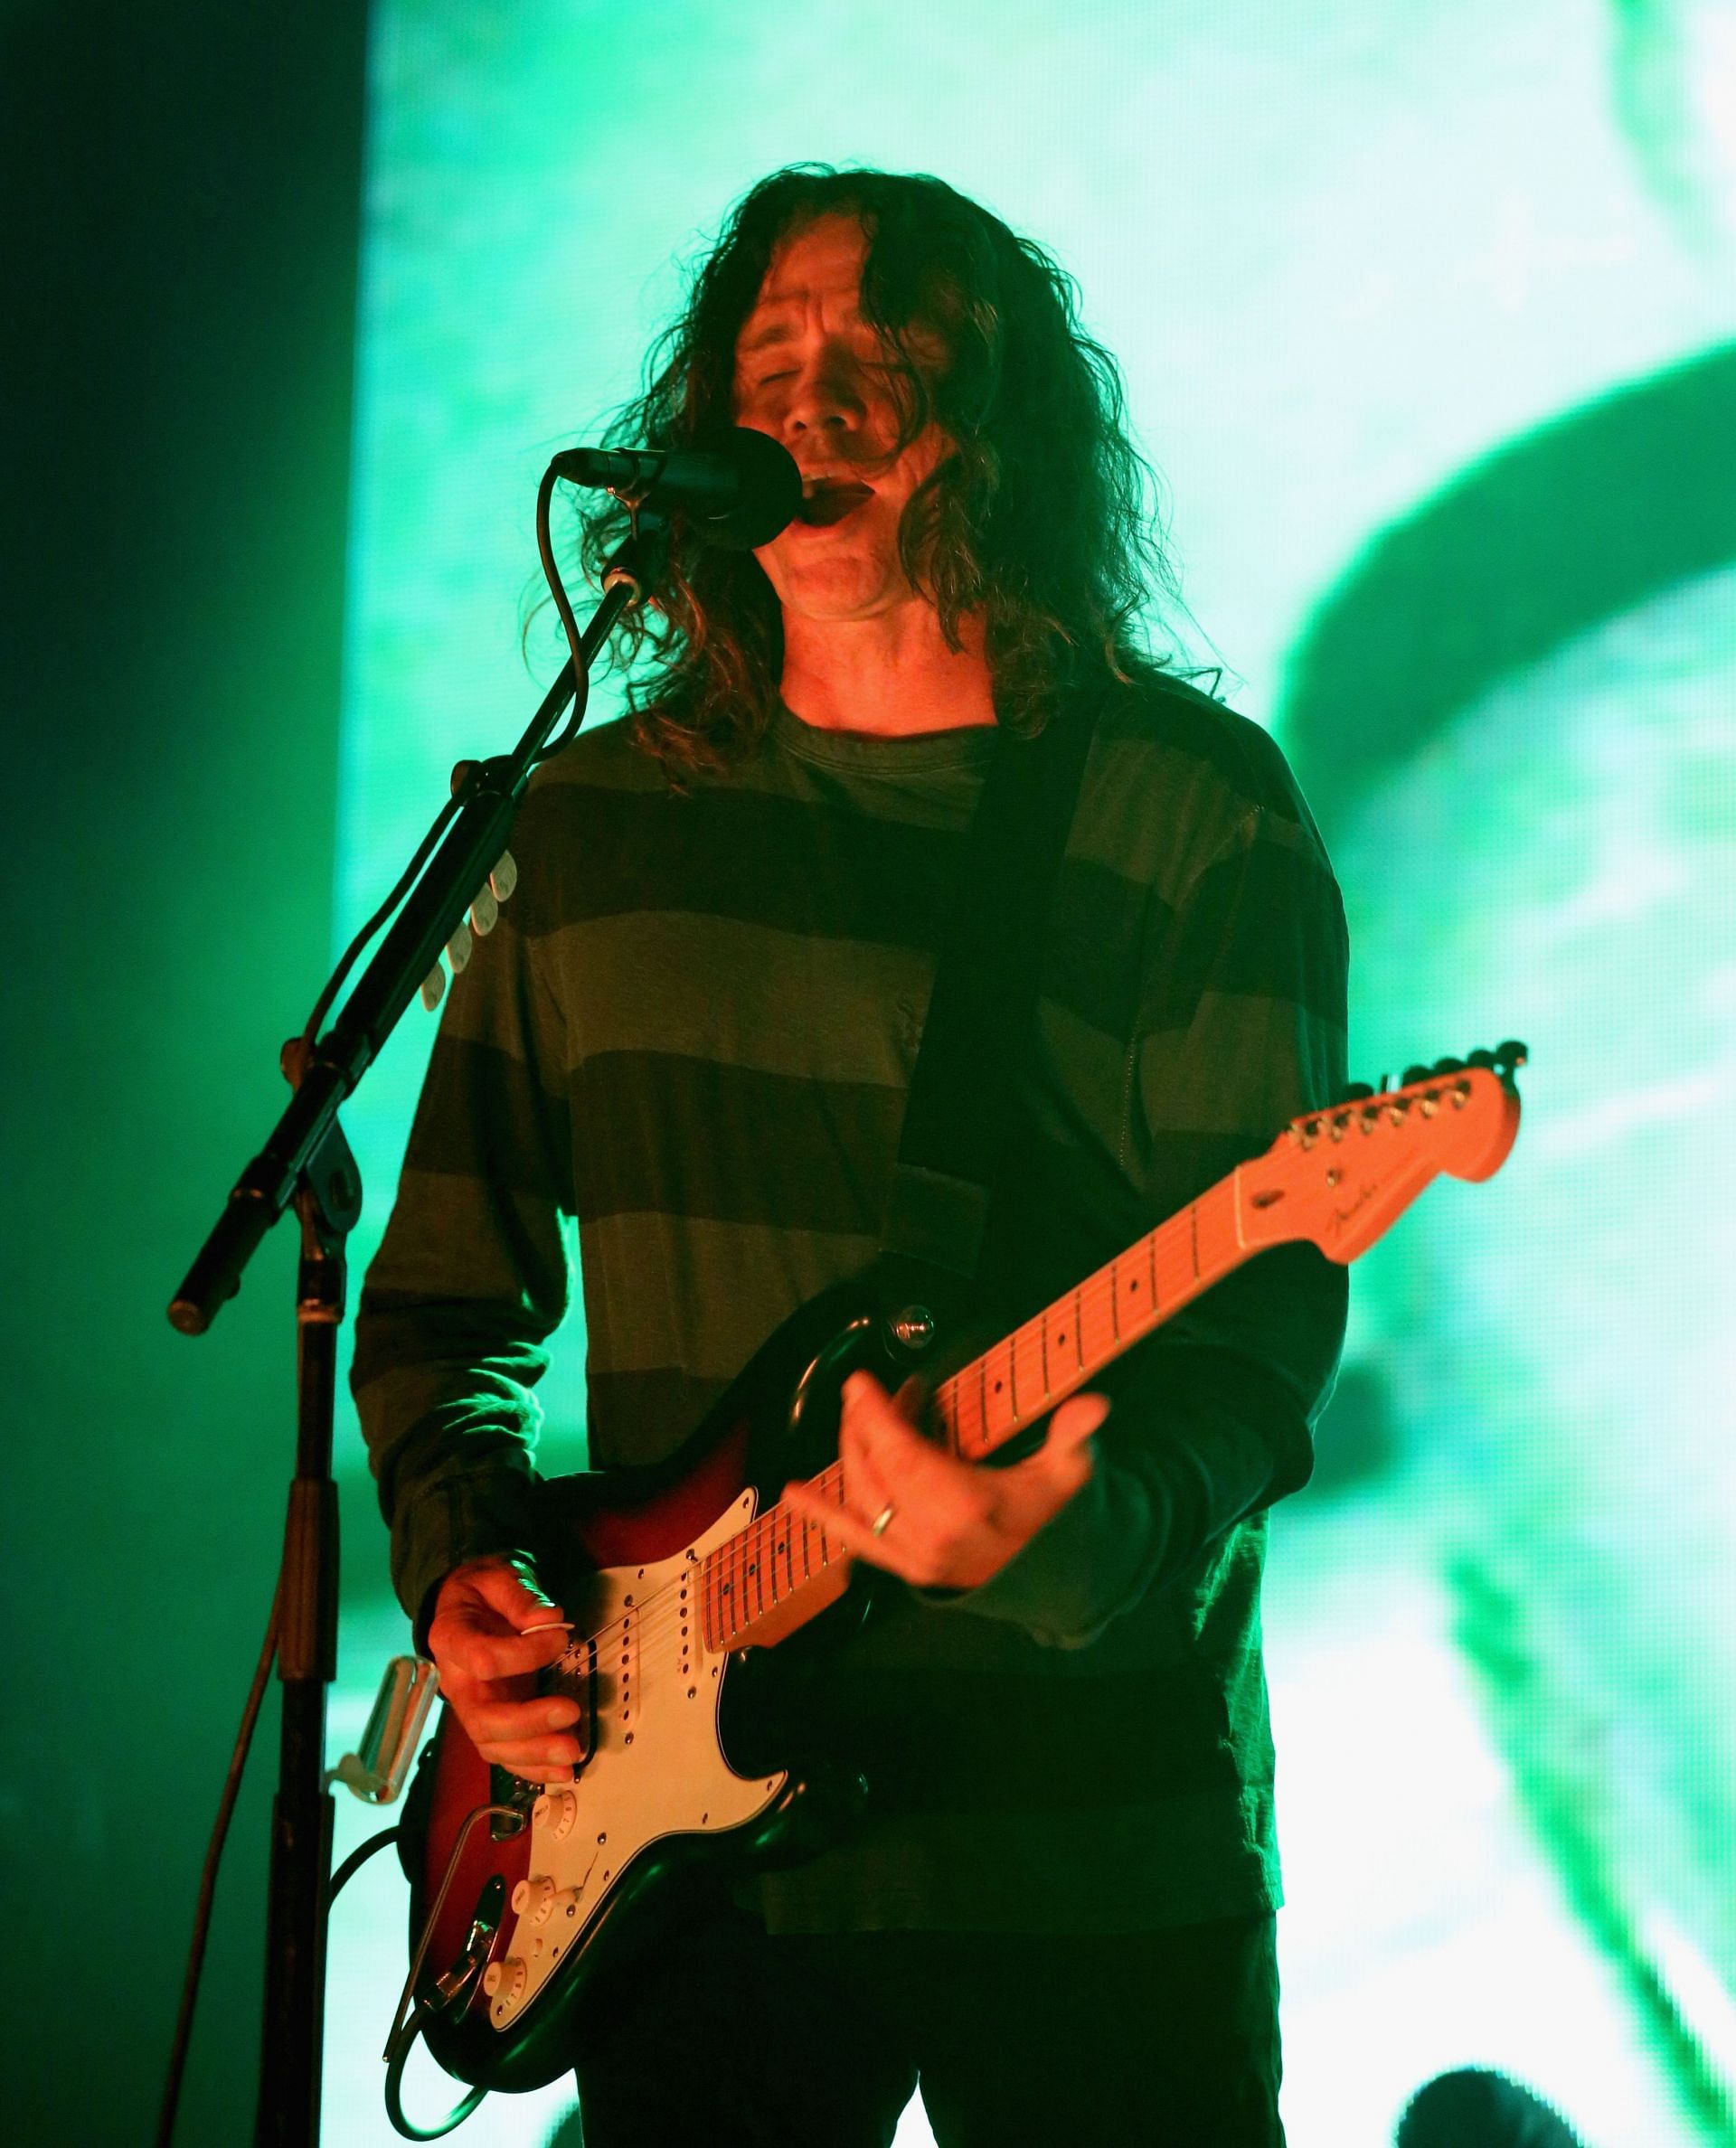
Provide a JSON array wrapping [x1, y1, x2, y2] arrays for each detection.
[[394, 1045, 1525, 2096]]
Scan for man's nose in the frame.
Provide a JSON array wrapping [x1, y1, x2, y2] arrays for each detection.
[[786, 348, 864, 435]]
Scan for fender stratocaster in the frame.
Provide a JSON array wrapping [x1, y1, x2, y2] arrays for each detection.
[[392, 1043, 1525, 2094]]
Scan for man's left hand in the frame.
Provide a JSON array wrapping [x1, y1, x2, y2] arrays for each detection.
[[781, 1371, 1109, 1592]]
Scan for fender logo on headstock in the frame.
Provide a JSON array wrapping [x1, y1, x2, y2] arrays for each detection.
[[1326, 1177, 1380, 1239], [1243, 1041, 1526, 1265]]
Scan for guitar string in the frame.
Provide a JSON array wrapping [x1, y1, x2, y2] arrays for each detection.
[[504, 1092, 1468, 1809], [530, 1207, 1228, 1680], [531, 1093, 1454, 1698], [524, 1089, 1448, 1680], [535, 1468, 856, 1685], [522, 1218, 1225, 1752]]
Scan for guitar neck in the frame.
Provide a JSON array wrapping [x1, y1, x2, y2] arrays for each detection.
[[931, 1173, 1250, 1461], [698, 1171, 1254, 1653]]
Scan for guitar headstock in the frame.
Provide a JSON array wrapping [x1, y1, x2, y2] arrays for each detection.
[[1237, 1041, 1526, 1263]]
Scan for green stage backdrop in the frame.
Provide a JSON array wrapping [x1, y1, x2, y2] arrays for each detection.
[[318, 5, 1736, 2144]]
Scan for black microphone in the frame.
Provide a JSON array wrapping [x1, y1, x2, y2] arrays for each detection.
[[550, 426, 801, 550]]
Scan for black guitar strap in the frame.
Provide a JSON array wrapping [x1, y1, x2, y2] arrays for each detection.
[[875, 691, 1101, 1335]]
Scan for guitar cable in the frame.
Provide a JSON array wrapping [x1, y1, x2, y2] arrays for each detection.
[[379, 1801, 529, 2140], [155, 1575, 281, 2148], [153, 1560, 493, 2144]]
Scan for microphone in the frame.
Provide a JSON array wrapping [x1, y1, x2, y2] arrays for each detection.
[[550, 426, 801, 550]]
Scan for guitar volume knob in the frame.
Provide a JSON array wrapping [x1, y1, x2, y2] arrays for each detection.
[[483, 1955, 527, 2007], [512, 1873, 558, 1923], [533, 1787, 579, 1840]]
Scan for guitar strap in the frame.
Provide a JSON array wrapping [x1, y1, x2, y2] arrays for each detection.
[[875, 688, 1102, 1336]]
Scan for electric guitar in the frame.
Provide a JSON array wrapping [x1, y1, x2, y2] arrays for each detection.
[[392, 1044, 1525, 2094]]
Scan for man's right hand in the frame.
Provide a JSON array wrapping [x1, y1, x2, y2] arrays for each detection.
[[426, 1555, 587, 1784]]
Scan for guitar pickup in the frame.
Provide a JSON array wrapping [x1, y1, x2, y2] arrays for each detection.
[[545, 1634, 597, 1768]]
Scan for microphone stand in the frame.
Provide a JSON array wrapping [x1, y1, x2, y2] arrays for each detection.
[[168, 510, 665, 2148]]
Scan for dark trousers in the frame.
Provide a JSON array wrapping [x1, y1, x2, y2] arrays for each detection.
[[572, 1906, 1285, 2147]]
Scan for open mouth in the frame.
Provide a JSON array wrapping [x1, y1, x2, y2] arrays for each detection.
[[796, 479, 874, 528]]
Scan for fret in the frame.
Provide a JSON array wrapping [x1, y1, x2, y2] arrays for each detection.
[[1121, 1251, 1146, 1340], [1078, 1267, 1111, 1370], [1026, 1321, 1050, 1418], [958, 1364, 984, 1455], [716, 1539, 735, 1644], [934, 1381, 958, 1456], [940, 1371, 965, 1457], [1209, 1183, 1234, 1283], [984, 1357, 1009, 1443], [1193, 1191, 1215, 1287], [1008, 1324, 1031, 1424], [818, 1464, 842, 1563], [933, 1376, 955, 1456]]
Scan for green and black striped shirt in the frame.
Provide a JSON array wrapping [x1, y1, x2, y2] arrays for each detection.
[[354, 672, 1348, 1932]]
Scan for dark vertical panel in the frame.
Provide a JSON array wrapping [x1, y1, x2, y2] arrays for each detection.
[[1, 5, 368, 2137]]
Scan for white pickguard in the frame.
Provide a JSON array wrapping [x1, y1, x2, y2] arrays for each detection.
[[482, 1490, 786, 2032]]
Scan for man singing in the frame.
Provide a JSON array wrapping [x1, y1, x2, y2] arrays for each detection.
[[354, 164, 1347, 2146]]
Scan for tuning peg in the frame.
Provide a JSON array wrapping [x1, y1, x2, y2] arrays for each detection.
[[1401, 1064, 1432, 1088], [1467, 1048, 1495, 1070], [1337, 1081, 1376, 1105], [1495, 1040, 1528, 1068], [1432, 1057, 1467, 1075]]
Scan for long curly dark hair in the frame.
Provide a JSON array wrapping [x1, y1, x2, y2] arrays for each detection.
[[568, 165, 1183, 772]]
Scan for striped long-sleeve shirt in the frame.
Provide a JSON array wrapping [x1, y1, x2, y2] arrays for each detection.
[[352, 671, 1349, 1933]]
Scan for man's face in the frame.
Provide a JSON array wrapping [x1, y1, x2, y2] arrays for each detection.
[[731, 214, 951, 624]]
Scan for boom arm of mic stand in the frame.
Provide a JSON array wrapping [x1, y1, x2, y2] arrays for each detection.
[[168, 518, 656, 1335]]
